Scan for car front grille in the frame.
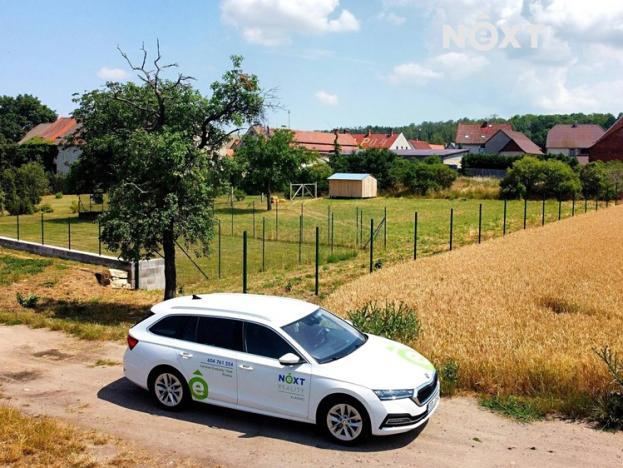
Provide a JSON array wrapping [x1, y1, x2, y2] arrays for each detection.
[[412, 372, 438, 406]]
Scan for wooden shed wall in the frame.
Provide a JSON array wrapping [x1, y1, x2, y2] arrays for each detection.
[[328, 177, 377, 198]]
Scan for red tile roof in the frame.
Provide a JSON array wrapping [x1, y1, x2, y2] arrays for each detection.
[[352, 132, 400, 149], [251, 126, 358, 154], [408, 139, 432, 149], [546, 124, 605, 150], [19, 117, 79, 145], [493, 129, 543, 155], [455, 122, 512, 145]]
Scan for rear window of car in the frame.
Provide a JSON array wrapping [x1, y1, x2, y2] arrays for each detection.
[[196, 317, 243, 351], [150, 315, 197, 341]]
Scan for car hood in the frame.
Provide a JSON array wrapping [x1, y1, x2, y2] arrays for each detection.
[[316, 334, 436, 390]]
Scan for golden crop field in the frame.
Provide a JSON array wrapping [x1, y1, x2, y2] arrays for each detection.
[[325, 205, 623, 414]]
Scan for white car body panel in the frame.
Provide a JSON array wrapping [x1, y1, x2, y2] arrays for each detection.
[[123, 293, 439, 437]]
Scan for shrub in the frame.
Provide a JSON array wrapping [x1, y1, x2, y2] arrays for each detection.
[[501, 156, 581, 200], [440, 359, 459, 396], [38, 203, 53, 213], [592, 346, 623, 429], [233, 188, 246, 201], [326, 250, 357, 264], [0, 162, 49, 214], [347, 301, 420, 343], [390, 157, 458, 195], [432, 177, 500, 199], [16, 292, 39, 308], [55, 192, 63, 199], [69, 200, 79, 214], [299, 162, 332, 193]]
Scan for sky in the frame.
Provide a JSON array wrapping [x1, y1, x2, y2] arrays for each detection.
[[1, 0, 623, 131]]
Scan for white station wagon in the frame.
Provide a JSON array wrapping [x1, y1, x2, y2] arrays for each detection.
[[123, 293, 439, 444]]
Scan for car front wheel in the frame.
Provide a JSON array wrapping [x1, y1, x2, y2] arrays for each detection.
[[320, 397, 370, 445], [150, 368, 189, 410]]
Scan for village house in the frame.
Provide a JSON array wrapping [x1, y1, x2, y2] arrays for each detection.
[[352, 130, 412, 151], [455, 121, 513, 153], [588, 117, 623, 162], [19, 117, 81, 174], [483, 129, 543, 156], [546, 123, 605, 162], [248, 126, 358, 158]]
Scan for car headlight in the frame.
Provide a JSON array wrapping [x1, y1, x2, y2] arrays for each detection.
[[373, 389, 414, 401]]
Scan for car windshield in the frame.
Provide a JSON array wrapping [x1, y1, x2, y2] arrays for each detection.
[[282, 308, 367, 364]]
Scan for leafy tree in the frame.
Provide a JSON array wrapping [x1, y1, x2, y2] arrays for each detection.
[[235, 129, 313, 210], [0, 162, 49, 214], [299, 161, 333, 193], [342, 148, 396, 190], [72, 44, 265, 299], [580, 162, 608, 199], [501, 157, 580, 200], [390, 157, 457, 195], [0, 95, 57, 143]]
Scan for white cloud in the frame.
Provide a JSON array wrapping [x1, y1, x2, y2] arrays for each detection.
[[378, 11, 406, 26], [388, 62, 442, 85], [96, 67, 129, 81], [388, 52, 487, 85], [221, 0, 360, 46], [315, 90, 338, 106]]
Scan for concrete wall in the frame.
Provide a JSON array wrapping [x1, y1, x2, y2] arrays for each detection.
[[0, 236, 164, 290]]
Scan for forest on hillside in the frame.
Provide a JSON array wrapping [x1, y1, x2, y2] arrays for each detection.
[[344, 113, 620, 148]]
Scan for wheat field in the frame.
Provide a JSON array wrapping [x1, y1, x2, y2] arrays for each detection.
[[325, 205, 623, 413]]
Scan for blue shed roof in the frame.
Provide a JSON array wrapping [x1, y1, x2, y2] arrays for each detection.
[[327, 173, 373, 181]]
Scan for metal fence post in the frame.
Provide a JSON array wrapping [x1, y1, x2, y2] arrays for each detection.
[[230, 198, 234, 235], [41, 212, 44, 245], [298, 215, 303, 263], [262, 217, 266, 272], [503, 199, 507, 236], [355, 207, 358, 247], [327, 206, 331, 244], [413, 211, 418, 260], [523, 198, 527, 229], [558, 200, 562, 220], [252, 201, 256, 238], [275, 201, 279, 240], [383, 206, 387, 250], [572, 197, 575, 216], [542, 197, 546, 226], [449, 208, 454, 251], [369, 219, 374, 273], [16, 213, 20, 240], [331, 212, 335, 254], [242, 231, 247, 293], [359, 210, 363, 249], [596, 198, 598, 211], [218, 219, 222, 279], [315, 226, 319, 296], [584, 197, 588, 213], [478, 203, 482, 244], [67, 217, 71, 250], [98, 218, 102, 256]]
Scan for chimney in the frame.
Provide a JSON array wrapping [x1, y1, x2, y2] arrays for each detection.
[[366, 128, 371, 137], [481, 121, 489, 128], [387, 128, 393, 137]]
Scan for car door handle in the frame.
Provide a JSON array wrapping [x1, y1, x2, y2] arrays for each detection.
[[238, 364, 254, 371], [179, 352, 193, 359]]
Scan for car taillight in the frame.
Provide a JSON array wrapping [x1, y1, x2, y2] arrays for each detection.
[[127, 334, 139, 350]]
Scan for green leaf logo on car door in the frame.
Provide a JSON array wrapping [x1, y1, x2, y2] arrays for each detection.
[[189, 370, 209, 400]]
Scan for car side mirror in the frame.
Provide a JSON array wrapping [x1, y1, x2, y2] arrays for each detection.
[[279, 353, 302, 366]]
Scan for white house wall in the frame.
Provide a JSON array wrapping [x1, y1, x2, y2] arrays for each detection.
[[56, 146, 82, 175], [391, 133, 413, 150]]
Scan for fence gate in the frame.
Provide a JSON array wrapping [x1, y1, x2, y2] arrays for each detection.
[[289, 183, 317, 200]]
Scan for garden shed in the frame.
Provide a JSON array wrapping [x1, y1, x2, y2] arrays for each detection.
[[327, 173, 377, 198]]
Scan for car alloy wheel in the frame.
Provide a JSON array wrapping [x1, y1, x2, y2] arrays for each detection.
[[326, 403, 364, 442], [154, 372, 185, 408]]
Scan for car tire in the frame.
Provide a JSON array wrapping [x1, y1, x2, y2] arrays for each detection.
[[149, 367, 190, 411], [318, 395, 371, 445]]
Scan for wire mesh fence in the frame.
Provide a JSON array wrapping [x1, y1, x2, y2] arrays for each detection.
[[0, 193, 616, 295]]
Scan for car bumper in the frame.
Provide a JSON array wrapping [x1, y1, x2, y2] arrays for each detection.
[[370, 384, 440, 436], [123, 348, 149, 390]]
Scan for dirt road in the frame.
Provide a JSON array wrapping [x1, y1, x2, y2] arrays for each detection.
[[0, 325, 621, 467]]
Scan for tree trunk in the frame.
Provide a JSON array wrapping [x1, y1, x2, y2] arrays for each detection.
[[163, 226, 177, 300], [266, 184, 272, 211]]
